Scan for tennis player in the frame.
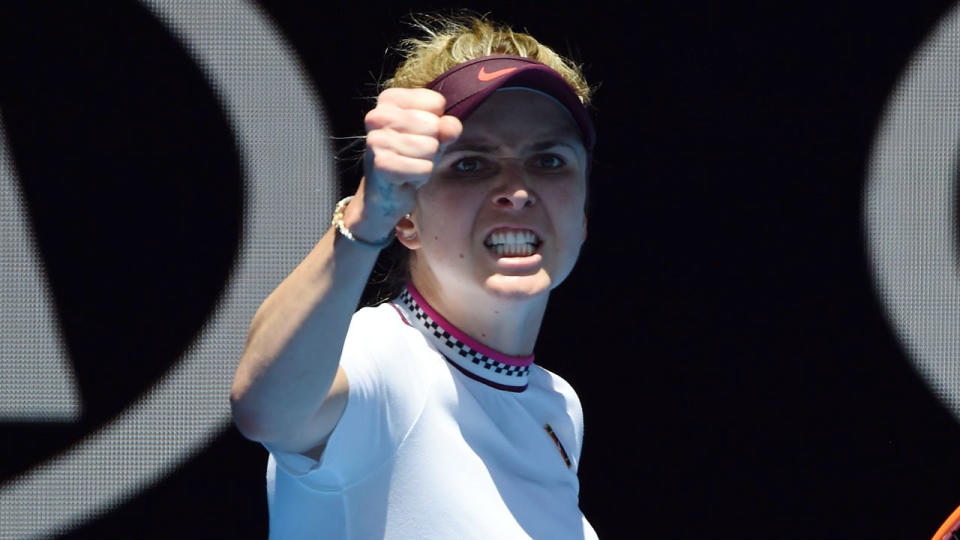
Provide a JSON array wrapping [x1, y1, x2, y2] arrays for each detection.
[[231, 15, 598, 539]]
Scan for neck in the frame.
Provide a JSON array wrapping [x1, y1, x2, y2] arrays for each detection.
[[408, 278, 549, 357]]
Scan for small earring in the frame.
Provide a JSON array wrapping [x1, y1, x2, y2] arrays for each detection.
[[401, 214, 416, 241]]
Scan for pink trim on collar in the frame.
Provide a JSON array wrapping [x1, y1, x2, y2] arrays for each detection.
[[405, 284, 534, 368]]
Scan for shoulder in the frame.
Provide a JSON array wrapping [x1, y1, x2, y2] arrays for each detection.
[[349, 300, 411, 330], [340, 300, 438, 391], [530, 365, 582, 403], [532, 365, 577, 393], [343, 302, 414, 350], [530, 365, 584, 427]]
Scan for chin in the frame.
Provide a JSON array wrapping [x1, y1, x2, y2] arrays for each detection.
[[482, 272, 554, 301]]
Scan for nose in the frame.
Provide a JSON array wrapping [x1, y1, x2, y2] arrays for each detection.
[[492, 161, 535, 210]]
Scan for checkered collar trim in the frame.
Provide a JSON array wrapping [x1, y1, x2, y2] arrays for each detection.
[[394, 284, 533, 392]]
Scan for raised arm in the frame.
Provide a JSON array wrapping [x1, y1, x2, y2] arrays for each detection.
[[229, 88, 461, 455]]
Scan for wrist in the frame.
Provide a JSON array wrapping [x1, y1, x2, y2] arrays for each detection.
[[333, 196, 396, 249]]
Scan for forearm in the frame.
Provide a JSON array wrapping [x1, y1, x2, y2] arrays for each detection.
[[230, 87, 460, 447], [230, 193, 392, 443]]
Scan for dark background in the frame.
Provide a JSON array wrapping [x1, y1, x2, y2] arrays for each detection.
[[0, 1, 958, 538]]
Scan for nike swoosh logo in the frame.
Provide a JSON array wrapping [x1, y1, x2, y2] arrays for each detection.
[[477, 66, 518, 82]]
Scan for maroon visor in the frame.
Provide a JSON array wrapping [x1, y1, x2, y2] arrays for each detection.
[[426, 55, 596, 152]]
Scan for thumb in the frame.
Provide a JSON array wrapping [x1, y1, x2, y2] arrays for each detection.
[[436, 115, 463, 150]]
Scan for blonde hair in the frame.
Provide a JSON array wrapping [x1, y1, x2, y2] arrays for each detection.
[[383, 14, 593, 105], [363, 15, 594, 307]]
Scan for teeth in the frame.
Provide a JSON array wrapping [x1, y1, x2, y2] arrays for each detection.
[[494, 243, 534, 257], [485, 230, 539, 257]]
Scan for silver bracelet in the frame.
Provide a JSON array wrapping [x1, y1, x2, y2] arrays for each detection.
[[331, 196, 395, 249]]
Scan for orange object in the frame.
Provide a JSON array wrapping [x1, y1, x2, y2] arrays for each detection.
[[543, 424, 572, 468], [931, 503, 960, 540]]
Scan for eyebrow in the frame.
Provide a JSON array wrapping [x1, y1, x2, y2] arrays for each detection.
[[529, 139, 580, 152], [445, 141, 497, 153], [445, 138, 581, 154]]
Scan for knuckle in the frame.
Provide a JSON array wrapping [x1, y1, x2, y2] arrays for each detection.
[[365, 129, 387, 148], [421, 88, 446, 112], [414, 159, 434, 176], [408, 111, 441, 138], [442, 115, 463, 138], [371, 152, 403, 177], [371, 151, 393, 170], [404, 109, 430, 124], [421, 136, 440, 156], [364, 108, 385, 129], [377, 87, 401, 104]]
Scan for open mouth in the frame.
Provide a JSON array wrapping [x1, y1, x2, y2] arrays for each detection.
[[484, 229, 542, 257]]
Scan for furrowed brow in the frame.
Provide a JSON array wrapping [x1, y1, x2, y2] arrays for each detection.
[[529, 139, 580, 152], [444, 141, 497, 153]]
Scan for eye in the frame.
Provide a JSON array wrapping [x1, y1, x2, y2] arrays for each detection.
[[452, 157, 487, 174], [533, 154, 566, 169]]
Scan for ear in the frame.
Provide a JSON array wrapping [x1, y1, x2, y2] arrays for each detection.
[[395, 213, 421, 250]]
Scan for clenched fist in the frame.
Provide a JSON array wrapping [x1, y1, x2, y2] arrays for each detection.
[[341, 88, 462, 241]]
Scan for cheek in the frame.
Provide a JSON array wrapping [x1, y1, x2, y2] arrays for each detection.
[[549, 184, 587, 226], [550, 201, 588, 259], [415, 186, 482, 245]]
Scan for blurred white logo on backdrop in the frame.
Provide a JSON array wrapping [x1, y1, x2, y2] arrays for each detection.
[[0, 1, 335, 538], [865, 5, 960, 424]]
